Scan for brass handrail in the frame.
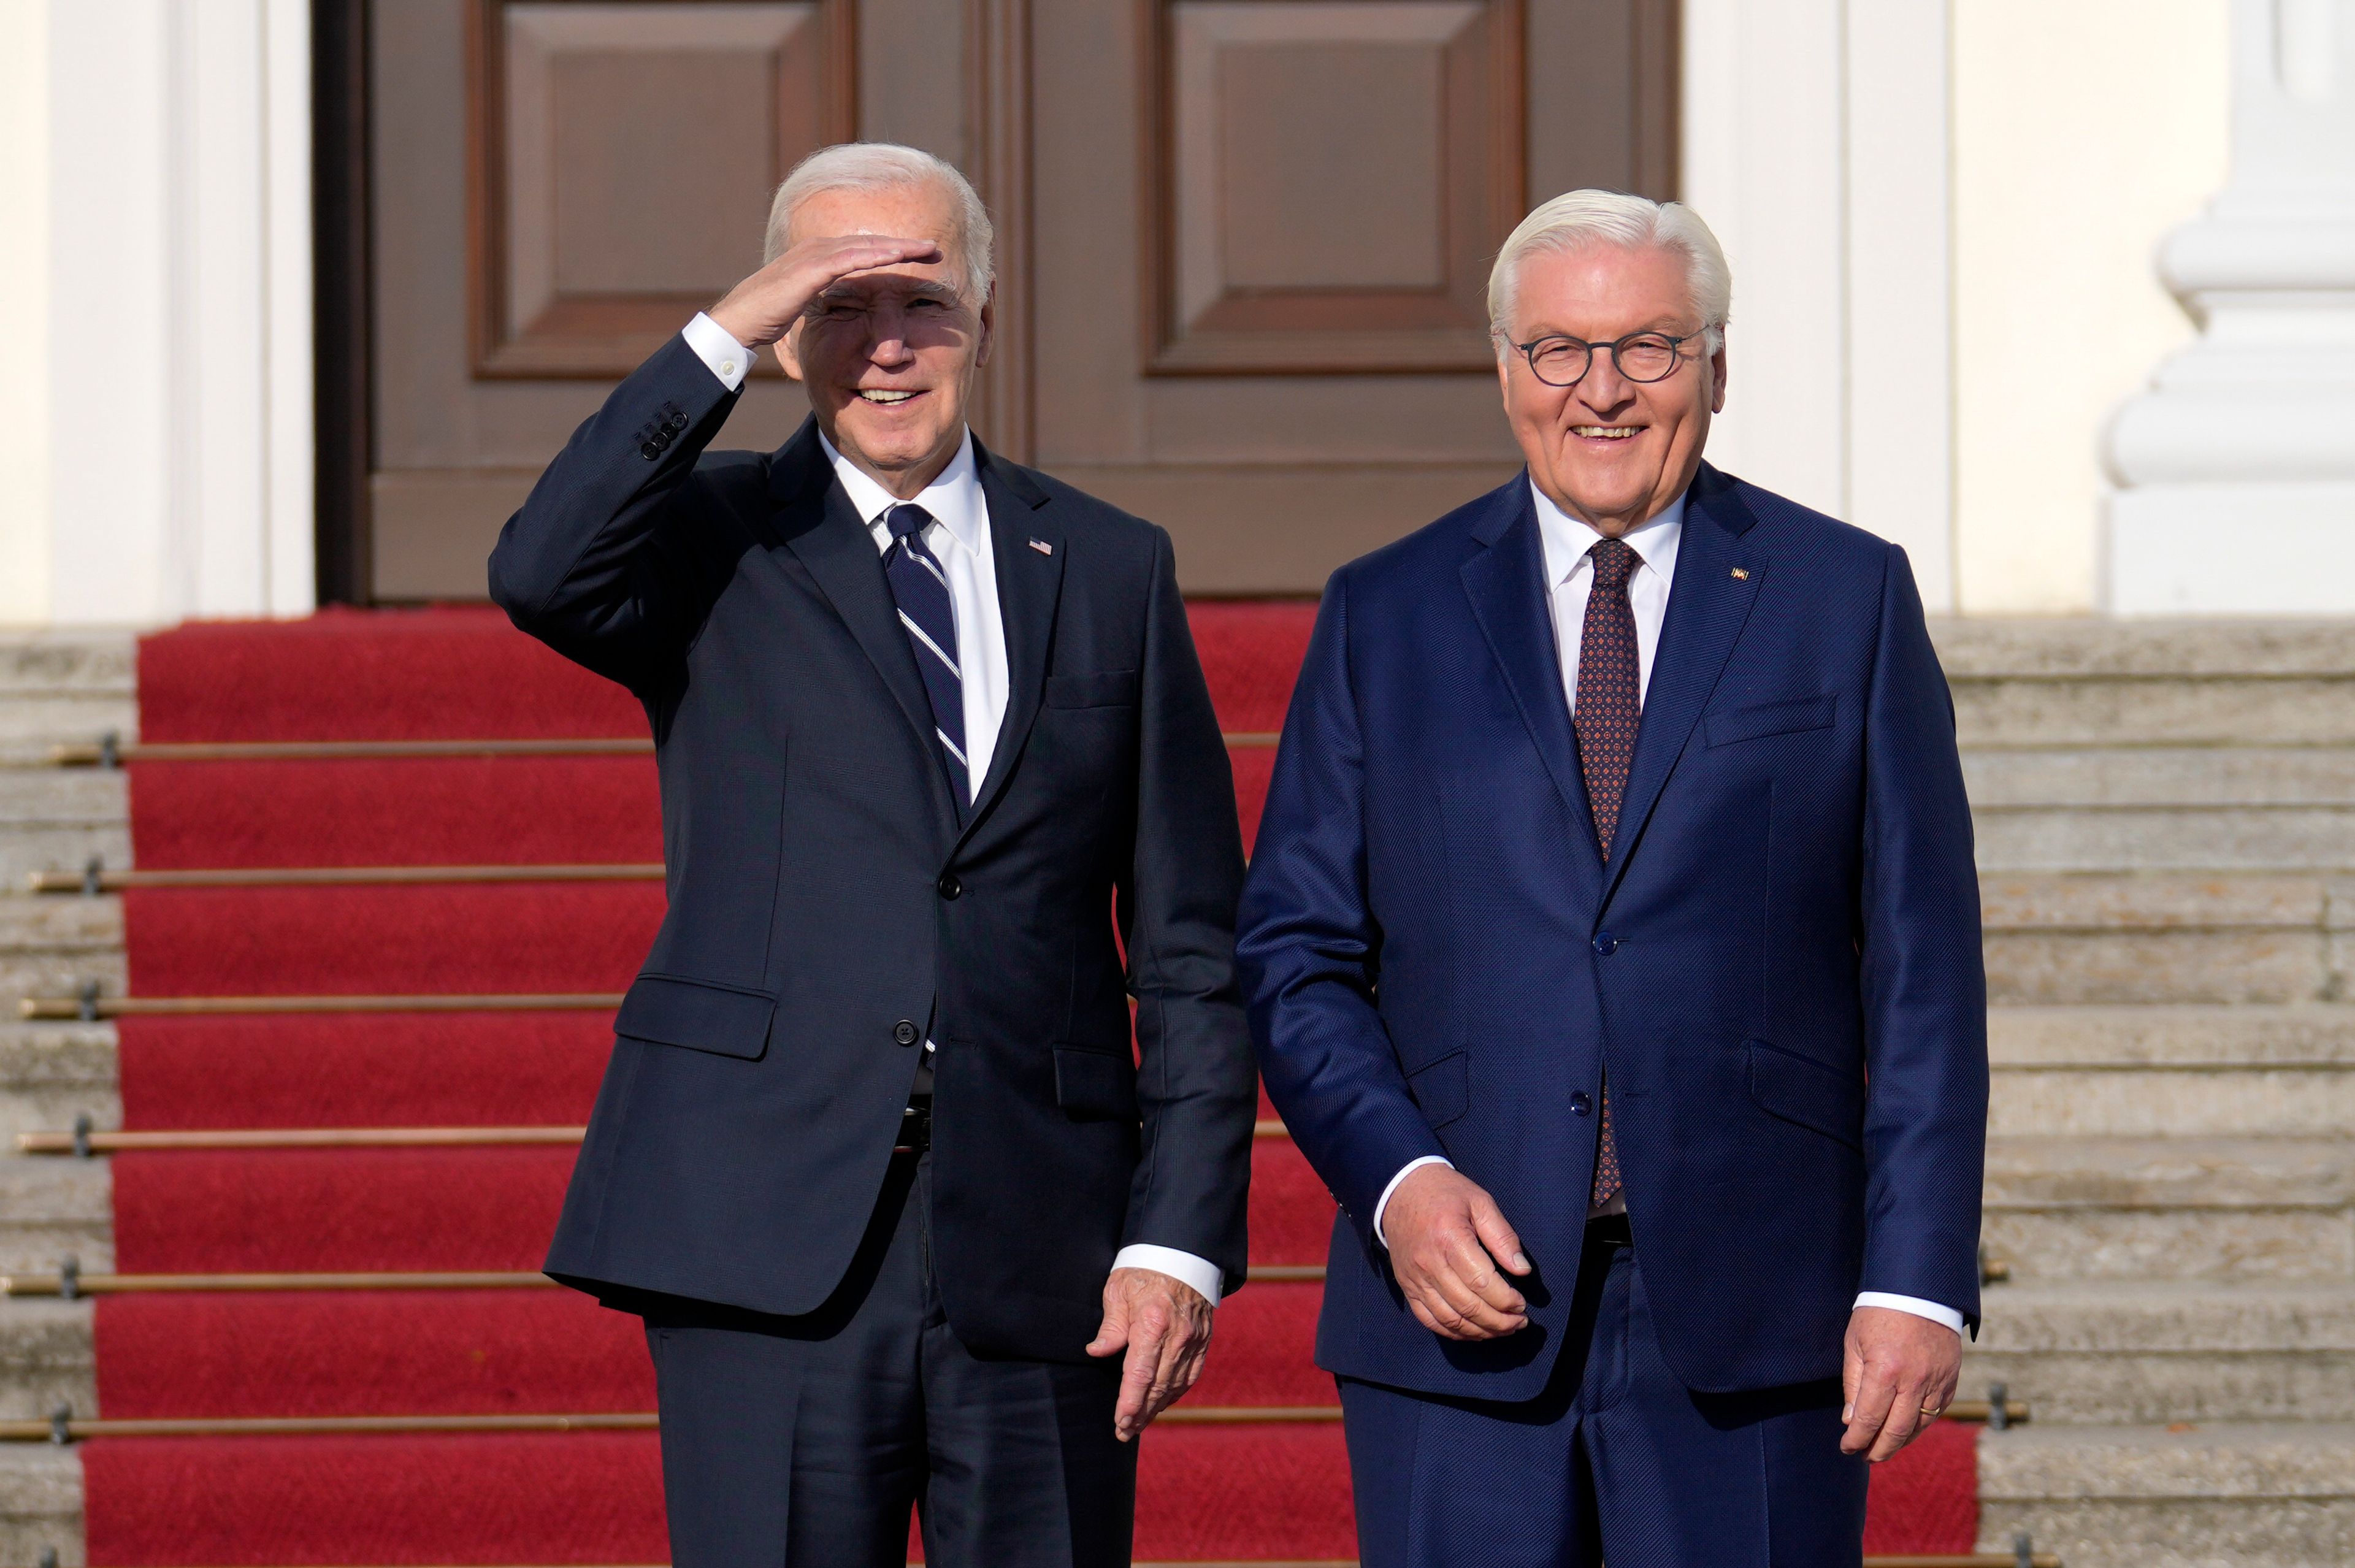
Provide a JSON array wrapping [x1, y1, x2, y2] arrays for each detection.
[[28, 863, 664, 892], [47, 733, 1282, 765], [19, 992, 624, 1020], [14, 1120, 1295, 1153], [0, 1263, 1328, 1296]]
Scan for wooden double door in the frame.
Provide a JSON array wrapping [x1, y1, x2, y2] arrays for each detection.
[[348, 0, 1675, 600]]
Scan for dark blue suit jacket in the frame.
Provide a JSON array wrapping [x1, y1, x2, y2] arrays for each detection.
[[489, 336, 1255, 1361], [1237, 464, 1986, 1401]]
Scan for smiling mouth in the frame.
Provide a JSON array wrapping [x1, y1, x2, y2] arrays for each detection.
[[858, 388, 924, 405], [1572, 426, 1641, 440]]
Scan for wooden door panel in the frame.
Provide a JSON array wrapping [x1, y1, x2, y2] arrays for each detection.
[[356, 0, 1674, 599], [1154, 0, 1521, 373], [1028, 0, 1676, 591]]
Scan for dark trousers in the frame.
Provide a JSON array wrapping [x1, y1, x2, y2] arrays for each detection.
[[641, 1150, 1137, 1567], [1339, 1229, 1869, 1568]]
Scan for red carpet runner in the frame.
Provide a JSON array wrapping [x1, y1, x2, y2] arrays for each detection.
[[80, 604, 1975, 1562]]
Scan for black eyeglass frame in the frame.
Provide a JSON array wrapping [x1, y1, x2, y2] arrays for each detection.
[[1507, 328, 1709, 388]]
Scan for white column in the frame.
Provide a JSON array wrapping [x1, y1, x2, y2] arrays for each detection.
[[41, 0, 313, 627], [2105, 0, 2355, 613], [1682, 0, 1957, 611]]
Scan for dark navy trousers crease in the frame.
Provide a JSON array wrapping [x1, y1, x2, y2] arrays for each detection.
[[641, 1150, 1137, 1568], [1340, 1231, 1869, 1568]]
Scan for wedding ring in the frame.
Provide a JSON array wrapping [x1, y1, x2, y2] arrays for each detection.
[[1919, 1402, 1944, 1417]]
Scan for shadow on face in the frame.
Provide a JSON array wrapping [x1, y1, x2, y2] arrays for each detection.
[[1496, 242, 1728, 537], [779, 182, 994, 496]]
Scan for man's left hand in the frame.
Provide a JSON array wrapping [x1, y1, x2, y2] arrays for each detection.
[[1086, 1267, 1214, 1442], [1840, 1306, 1962, 1462]]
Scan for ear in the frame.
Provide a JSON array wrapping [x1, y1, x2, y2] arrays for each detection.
[[1707, 335, 1728, 414], [976, 285, 996, 369], [1495, 343, 1513, 408], [778, 318, 808, 383]]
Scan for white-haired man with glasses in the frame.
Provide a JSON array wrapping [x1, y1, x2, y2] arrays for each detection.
[[1238, 189, 1988, 1564]]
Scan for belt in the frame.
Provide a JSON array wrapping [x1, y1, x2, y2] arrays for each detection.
[[893, 1098, 933, 1155], [1586, 1210, 1632, 1249]]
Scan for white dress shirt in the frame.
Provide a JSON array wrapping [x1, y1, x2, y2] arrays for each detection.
[[1371, 478, 1963, 1338], [681, 315, 1225, 1307]]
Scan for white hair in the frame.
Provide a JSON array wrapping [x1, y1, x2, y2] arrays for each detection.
[[763, 142, 996, 304], [1487, 189, 1731, 351]]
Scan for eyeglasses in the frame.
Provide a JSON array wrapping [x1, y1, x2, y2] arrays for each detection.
[[1509, 330, 1704, 388]]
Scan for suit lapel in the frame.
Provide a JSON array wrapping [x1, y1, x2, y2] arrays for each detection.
[[955, 438, 1063, 848], [770, 419, 961, 833], [1459, 479, 1603, 868], [1598, 463, 1766, 908]]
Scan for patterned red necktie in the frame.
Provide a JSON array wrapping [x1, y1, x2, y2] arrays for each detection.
[[1575, 538, 1640, 1207]]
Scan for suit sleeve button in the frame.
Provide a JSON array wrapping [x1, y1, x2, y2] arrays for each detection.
[[893, 1020, 920, 1046], [936, 874, 962, 900], [640, 442, 662, 461]]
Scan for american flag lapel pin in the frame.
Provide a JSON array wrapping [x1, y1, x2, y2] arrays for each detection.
[[1029, 538, 1054, 556], [1730, 567, 1750, 580]]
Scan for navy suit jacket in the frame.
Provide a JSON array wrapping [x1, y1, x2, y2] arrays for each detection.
[[1236, 464, 1987, 1401], [489, 336, 1255, 1361]]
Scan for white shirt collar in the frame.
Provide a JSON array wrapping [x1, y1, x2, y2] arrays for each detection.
[[819, 426, 989, 560], [1530, 478, 1687, 592]]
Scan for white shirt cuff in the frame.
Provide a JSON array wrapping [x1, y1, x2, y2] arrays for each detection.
[[1853, 1291, 1966, 1335], [1112, 1244, 1224, 1308], [681, 312, 754, 390], [1373, 1156, 1453, 1249]]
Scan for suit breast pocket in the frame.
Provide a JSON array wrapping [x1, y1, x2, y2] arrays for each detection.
[[1044, 669, 1141, 709], [1704, 692, 1837, 748]]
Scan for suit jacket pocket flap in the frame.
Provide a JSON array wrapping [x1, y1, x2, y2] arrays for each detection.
[[1044, 669, 1141, 709], [1406, 1050, 1469, 1129], [1746, 1039, 1863, 1149], [1704, 692, 1837, 748], [1054, 1044, 1138, 1119], [616, 973, 777, 1060]]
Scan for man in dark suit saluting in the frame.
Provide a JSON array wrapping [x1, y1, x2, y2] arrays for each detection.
[[491, 142, 1255, 1568], [1238, 190, 1988, 1566]]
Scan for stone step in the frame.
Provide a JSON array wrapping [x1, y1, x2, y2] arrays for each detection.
[[0, 1445, 80, 1567], [1966, 1282, 2355, 1425], [0, 1160, 112, 1275], [1976, 1421, 2355, 1568], [1983, 1137, 2353, 1283], [1974, 803, 2355, 873], [1931, 619, 2355, 679], [0, 1026, 118, 1150], [1981, 875, 2351, 1006], [0, 897, 124, 1003], [0, 1301, 94, 1422], [1990, 1006, 2355, 1139], [1962, 746, 2355, 808], [0, 772, 131, 895]]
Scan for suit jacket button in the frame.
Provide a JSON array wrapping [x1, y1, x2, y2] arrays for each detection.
[[1592, 931, 1618, 957], [667, 413, 689, 433], [893, 1020, 920, 1046], [639, 442, 662, 461], [1571, 1091, 1593, 1116], [936, 874, 962, 900]]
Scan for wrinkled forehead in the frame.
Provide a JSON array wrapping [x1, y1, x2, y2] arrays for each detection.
[[787, 182, 969, 289], [1513, 240, 1698, 337]]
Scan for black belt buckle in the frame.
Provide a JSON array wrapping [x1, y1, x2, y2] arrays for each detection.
[[1586, 1211, 1632, 1249], [894, 1100, 932, 1155]]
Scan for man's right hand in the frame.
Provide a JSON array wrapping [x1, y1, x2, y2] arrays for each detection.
[[1382, 1163, 1531, 1340], [706, 234, 944, 351]]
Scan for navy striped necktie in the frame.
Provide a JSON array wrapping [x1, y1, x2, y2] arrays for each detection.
[[882, 503, 968, 805]]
